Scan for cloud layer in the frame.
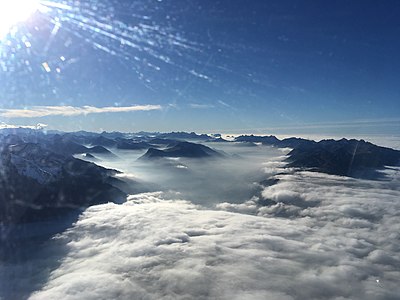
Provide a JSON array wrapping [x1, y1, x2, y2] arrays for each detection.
[[21, 166, 400, 300], [95, 142, 287, 206], [0, 105, 162, 118], [1, 142, 400, 300]]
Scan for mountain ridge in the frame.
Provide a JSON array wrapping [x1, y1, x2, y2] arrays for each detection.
[[235, 135, 400, 177], [140, 141, 223, 159]]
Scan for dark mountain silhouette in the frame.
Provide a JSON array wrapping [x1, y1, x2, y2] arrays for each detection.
[[141, 141, 223, 159], [45, 134, 89, 155], [235, 135, 313, 148], [206, 137, 229, 143], [286, 139, 400, 177], [0, 140, 126, 225], [235, 135, 400, 177], [280, 137, 315, 148], [81, 153, 100, 162], [235, 135, 280, 145], [90, 135, 117, 147], [116, 139, 151, 150], [86, 145, 113, 154], [157, 131, 211, 140], [148, 138, 178, 145]]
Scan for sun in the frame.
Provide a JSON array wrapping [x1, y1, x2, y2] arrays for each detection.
[[0, 0, 40, 38]]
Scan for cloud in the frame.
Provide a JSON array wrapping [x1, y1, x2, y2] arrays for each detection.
[[189, 103, 215, 109], [21, 176, 400, 300], [217, 100, 237, 111], [2, 141, 400, 300], [112, 143, 286, 206], [189, 70, 211, 81], [22, 194, 304, 300], [0, 105, 162, 118], [0, 122, 48, 129]]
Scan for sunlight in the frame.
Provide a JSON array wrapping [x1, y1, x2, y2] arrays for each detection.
[[0, 0, 39, 38]]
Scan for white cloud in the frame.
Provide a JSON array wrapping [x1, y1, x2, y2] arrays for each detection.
[[2, 142, 400, 300], [189, 103, 215, 109], [0, 122, 48, 129], [15, 168, 399, 300], [189, 70, 211, 81], [217, 100, 236, 111], [26, 194, 304, 300], [0, 105, 162, 118]]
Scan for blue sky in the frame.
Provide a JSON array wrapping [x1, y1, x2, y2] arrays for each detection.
[[0, 0, 399, 135]]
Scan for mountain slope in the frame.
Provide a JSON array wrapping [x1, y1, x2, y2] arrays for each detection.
[[141, 141, 223, 159], [235, 135, 400, 177], [286, 139, 400, 177], [0, 140, 126, 225]]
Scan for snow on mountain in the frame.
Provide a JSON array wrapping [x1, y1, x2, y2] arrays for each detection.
[[8, 143, 65, 184]]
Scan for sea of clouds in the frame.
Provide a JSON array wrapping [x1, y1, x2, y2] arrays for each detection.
[[1, 142, 400, 299]]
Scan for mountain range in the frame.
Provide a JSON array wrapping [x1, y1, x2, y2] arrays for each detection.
[[0, 144, 125, 226], [1, 128, 399, 230], [234, 135, 400, 177], [140, 141, 223, 159]]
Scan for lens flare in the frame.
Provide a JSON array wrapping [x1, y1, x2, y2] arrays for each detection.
[[0, 0, 39, 38]]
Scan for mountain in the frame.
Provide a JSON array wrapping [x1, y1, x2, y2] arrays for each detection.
[[148, 138, 179, 145], [0, 139, 126, 225], [279, 137, 315, 148], [235, 135, 313, 148], [206, 137, 229, 143], [235, 135, 281, 145], [116, 139, 151, 150], [45, 134, 89, 155], [157, 132, 211, 140], [286, 138, 400, 177], [235, 134, 400, 177], [83, 153, 97, 160], [86, 145, 113, 154], [90, 135, 117, 147], [140, 141, 223, 159]]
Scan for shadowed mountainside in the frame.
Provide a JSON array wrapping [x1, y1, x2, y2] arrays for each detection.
[[0, 140, 126, 227], [140, 141, 224, 159], [235, 135, 400, 177]]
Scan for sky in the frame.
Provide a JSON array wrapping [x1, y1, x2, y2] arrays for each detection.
[[0, 0, 399, 135]]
